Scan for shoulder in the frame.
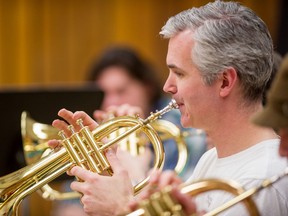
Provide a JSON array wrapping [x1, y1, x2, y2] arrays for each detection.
[[187, 147, 217, 182], [194, 147, 218, 170]]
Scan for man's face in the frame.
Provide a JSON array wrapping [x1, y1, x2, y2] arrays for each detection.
[[163, 30, 220, 129], [279, 128, 288, 158]]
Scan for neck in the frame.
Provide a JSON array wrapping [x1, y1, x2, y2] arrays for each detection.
[[206, 103, 279, 158]]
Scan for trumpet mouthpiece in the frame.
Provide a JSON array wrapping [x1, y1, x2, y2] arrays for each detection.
[[145, 99, 178, 123], [170, 99, 179, 109], [158, 99, 179, 116]]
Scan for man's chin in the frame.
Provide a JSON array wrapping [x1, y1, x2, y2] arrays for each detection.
[[180, 117, 191, 128]]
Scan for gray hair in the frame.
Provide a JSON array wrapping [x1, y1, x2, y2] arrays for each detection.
[[160, 0, 273, 103]]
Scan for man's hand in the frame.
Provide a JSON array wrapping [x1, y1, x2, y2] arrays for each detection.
[[69, 148, 134, 216], [129, 170, 200, 215], [48, 108, 98, 148]]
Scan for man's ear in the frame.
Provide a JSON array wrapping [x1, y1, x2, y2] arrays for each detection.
[[219, 67, 238, 98]]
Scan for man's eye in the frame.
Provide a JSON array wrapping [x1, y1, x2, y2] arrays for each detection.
[[174, 71, 183, 77]]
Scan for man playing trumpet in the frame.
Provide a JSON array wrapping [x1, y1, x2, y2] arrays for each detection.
[[49, 1, 288, 215]]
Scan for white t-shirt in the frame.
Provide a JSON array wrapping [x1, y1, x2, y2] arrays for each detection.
[[188, 139, 288, 216]]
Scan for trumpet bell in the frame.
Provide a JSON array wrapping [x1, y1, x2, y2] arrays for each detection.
[[21, 111, 59, 164]]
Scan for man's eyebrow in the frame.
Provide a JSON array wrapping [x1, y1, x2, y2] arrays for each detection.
[[167, 64, 185, 73], [167, 64, 178, 69]]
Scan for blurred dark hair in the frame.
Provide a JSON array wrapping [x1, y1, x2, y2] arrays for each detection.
[[87, 46, 162, 105]]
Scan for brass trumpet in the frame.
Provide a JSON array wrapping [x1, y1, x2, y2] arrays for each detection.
[[126, 168, 288, 216], [0, 100, 178, 216], [20, 105, 189, 201], [22, 115, 189, 174]]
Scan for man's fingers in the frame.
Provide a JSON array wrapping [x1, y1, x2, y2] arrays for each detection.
[[47, 139, 62, 149], [69, 166, 88, 178], [57, 108, 86, 131], [53, 109, 99, 135], [105, 148, 124, 175], [148, 170, 182, 189], [93, 110, 110, 122], [157, 170, 182, 188], [106, 104, 144, 118], [74, 111, 99, 130], [171, 187, 198, 215], [57, 108, 75, 124], [70, 179, 84, 194], [52, 118, 69, 130]]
